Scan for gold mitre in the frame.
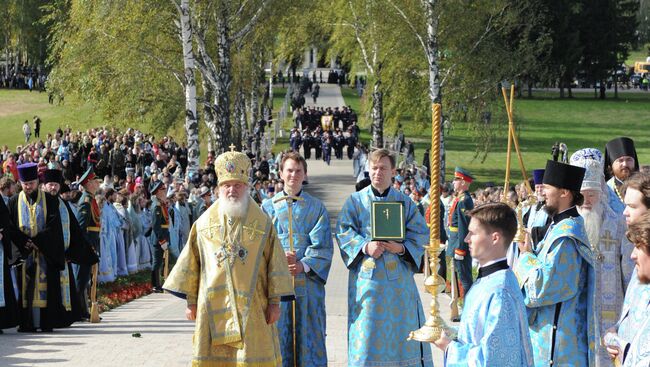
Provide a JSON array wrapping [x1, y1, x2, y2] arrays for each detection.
[[215, 145, 251, 185]]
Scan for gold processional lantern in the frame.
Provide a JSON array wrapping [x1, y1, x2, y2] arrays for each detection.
[[408, 84, 533, 343]]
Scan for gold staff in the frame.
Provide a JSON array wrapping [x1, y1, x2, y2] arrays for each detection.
[[408, 102, 448, 342], [163, 247, 169, 281], [501, 84, 535, 243], [273, 192, 304, 367], [90, 263, 100, 323]]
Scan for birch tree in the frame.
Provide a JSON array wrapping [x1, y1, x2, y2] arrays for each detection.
[[330, 0, 402, 148], [173, 0, 200, 175], [193, 0, 272, 154]]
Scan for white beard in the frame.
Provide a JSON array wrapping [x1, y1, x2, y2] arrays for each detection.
[[218, 194, 249, 219], [578, 203, 603, 247]]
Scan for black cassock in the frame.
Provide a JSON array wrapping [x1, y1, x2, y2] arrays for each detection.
[[0, 198, 19, 330], [8, 191, 77, 331]]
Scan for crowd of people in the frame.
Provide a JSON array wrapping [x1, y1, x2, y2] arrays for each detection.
[[1, 109, 649, 367], [289, 105, 360, 164], [0, 65, 46, 92], [0, 123, 288, 330]]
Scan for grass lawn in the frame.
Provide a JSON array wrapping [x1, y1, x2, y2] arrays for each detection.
[[342, 87, 650, 187], [626, 47, 650, 66], [0, 89, 104, 149]]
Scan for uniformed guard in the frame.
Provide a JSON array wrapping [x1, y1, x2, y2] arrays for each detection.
[[448, 166, 474, 321], [75, 167, 102, 320], [150, 180, 169, 293]]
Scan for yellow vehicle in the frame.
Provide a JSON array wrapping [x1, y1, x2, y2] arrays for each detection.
[[634, 61, 650, 74]]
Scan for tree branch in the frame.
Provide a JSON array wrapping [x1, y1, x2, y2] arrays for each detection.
[[97, 29, 184, 88], [347, 0, 374, 74], [384, 0, 427, 57], [233, 0, 270, 43], [441, 4, 508, 87], [194, 27, 220, 90]]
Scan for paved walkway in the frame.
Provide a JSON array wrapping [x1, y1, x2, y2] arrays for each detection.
[[0, 85, 451, 366], [304, 83, 346, 108]]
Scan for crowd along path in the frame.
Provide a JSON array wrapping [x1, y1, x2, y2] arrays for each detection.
[[0, 85, 451, 366]]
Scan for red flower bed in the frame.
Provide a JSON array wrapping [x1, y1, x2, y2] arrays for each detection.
[[97, 272, 153, 312]]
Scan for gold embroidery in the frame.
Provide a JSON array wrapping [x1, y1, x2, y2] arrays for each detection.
[[362, 258, 376, 271], [243, 219, 264, 241], [386, 261, 397, 272], [202, 217, 220, 239]]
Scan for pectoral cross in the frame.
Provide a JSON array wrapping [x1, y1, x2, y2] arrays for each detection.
[[601, 231, 617, 252], [243, 219, 265, 241], [383, 208, 390, 220]]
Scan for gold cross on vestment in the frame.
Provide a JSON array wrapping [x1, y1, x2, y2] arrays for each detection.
[[202, 217, 220, 238], [243, 219, 265, 241], [601, 230, 617, 252]]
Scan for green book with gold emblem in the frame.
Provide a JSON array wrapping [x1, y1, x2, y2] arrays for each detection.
[[371, 201, 405, 241]]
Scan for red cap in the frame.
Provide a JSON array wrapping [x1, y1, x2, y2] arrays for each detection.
[[454, 171, 473, 183]]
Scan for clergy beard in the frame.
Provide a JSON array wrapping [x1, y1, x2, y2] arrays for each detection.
[[218, 194, 249, 219], [578, 203, 603, 247], [544, 204, 558, 217]]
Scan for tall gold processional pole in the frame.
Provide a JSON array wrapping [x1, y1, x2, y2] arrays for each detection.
[[408, 102, 448, 342]]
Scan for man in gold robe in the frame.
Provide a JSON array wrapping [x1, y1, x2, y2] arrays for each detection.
[[163, 148, 294, 367]]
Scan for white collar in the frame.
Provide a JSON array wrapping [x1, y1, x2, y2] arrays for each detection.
[[479, 257, 507, 269]]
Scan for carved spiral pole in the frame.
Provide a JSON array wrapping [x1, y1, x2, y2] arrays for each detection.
[[408, 103, 448, 342]]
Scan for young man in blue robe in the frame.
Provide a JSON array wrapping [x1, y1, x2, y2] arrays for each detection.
[[336, 148, 432, 367], [515, 160, 598, 367], [613, 214, 650, 366], [433, 202, 534, 366], [261, 152, 333, 367], [604, 172, 650, 365]]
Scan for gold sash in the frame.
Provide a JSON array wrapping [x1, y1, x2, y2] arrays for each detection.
[[18, 191, 48, 308]]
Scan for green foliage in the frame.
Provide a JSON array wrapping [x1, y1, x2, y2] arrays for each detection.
[[1, 0, 49, 66], [45, 0, 184, 134]]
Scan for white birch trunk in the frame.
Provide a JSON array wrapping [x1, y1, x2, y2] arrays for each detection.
[[215, 3, 232, 152], [201, 78, 217, 152], [425, 0, 445, 182], [179, 0, 200, 176], [371, 78, 384, 149]]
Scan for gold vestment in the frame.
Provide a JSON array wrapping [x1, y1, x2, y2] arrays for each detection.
[[164, 199, 294, 367]]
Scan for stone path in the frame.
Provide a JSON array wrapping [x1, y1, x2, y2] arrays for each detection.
[[0, 85, 452, 366]]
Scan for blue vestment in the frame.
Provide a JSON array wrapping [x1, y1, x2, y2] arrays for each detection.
[[613, 269, 650, 366], [336, 186, 432, 367], [515, 213, 598, 367], [261, 191, 333, 367], [111, 203, 128, 277], [139, 209, 152, 271], [175, 202, 191, 252], [168, 204, 180, 259], [622, 303, 650, 367], [98, 203, 116, 283], [446, 266, 534, 366], [606, 178, 625, 215]]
